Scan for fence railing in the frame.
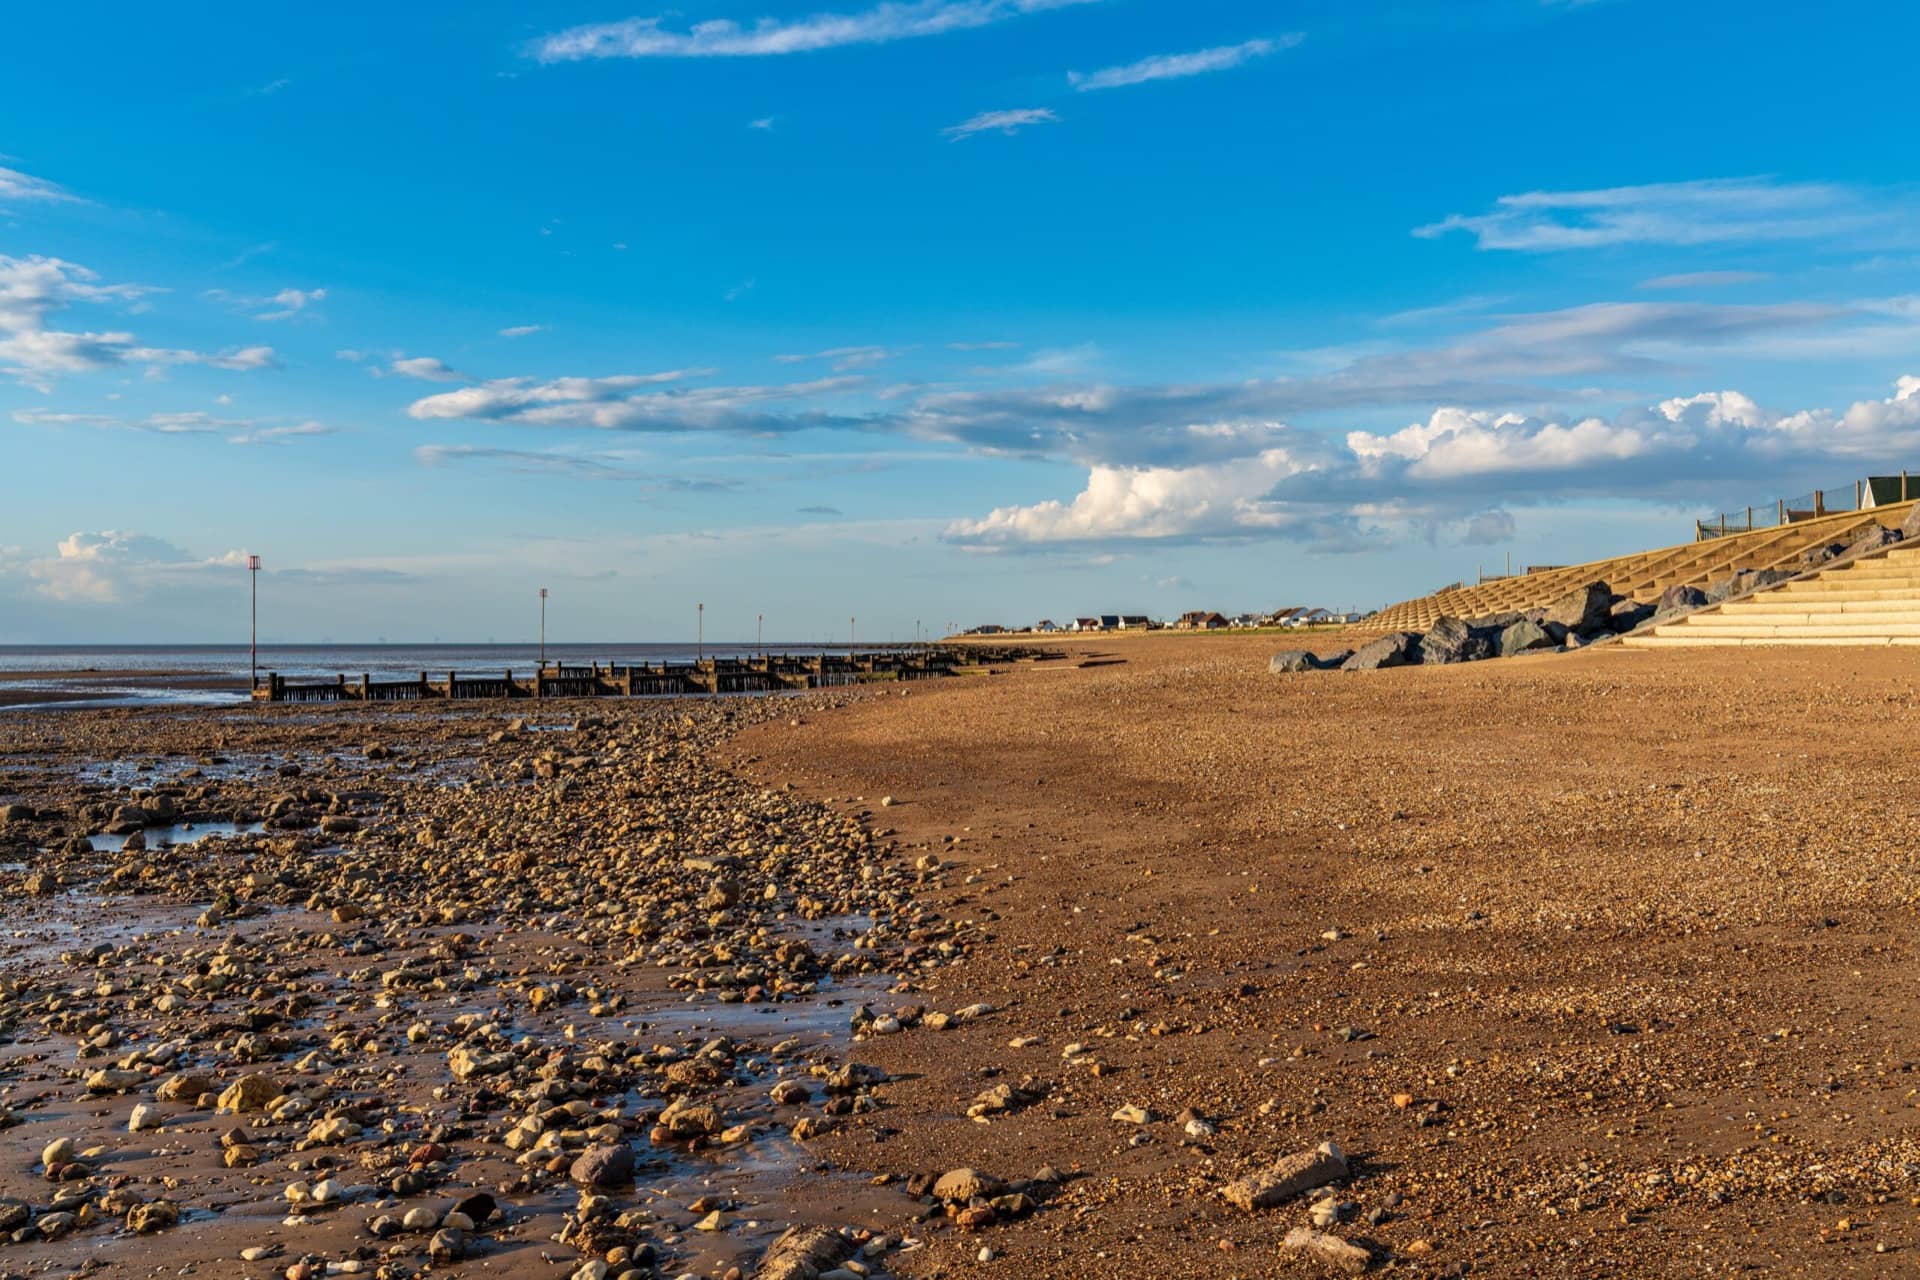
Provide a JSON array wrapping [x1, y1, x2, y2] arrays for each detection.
[[1695, 473, 1916, 540]]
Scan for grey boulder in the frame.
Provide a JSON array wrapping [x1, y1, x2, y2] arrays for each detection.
[[1340, 633, 1418, 671], [1542, 581, 1614, 636], [1498, 619, 1556, 656], [1417, 616, 1494, 665], [1268, 650, 1322, 674]]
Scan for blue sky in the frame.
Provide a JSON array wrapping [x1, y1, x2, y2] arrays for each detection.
[[5, 0, 1920, 642]]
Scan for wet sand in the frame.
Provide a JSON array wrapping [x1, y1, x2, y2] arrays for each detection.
[[2, 637, 1918, 1276]]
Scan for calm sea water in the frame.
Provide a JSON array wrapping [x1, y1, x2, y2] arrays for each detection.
[[0, 643, 874, 709]]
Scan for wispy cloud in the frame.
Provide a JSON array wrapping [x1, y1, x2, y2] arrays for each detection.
[[944, 107, 1059, 140], [532, 0, 1095, 60], [1636, 270, 1770, 290], [208, 285, 327, 322], [1417, 177, 1897, 252], [774, 344, 897, 371], [725, 278, 757, 302], [1068, 34, 1300, 92], [248, 78, 292, 96], [498, 324, 546, 338], [749, 117, 776, 130], [13, 407, 332, 446], [0, 163, 79, 204]]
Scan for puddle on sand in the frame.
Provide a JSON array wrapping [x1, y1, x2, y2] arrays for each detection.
[[88, 821, 266, 851]]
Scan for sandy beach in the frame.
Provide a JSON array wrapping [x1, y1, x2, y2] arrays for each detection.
[[1, 637, 1916, 1277]]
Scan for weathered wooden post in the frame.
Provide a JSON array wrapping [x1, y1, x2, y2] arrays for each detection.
[[447, 670, 456, 700], [420, 671, 429, 699], [361, 672, 370, 700]]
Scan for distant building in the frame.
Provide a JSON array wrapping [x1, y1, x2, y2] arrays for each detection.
[[966, 624, 1006, 635], [1177, 610, 1228, 630], [1118, 614, 1153, 630], [1032, 619, 1061, 632], [1073, 617, 1103, 632]]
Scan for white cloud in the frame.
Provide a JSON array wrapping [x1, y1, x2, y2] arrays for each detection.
[[1636, 270, 1770, 290], [405, 369, 859, 432], [1067, 34, 1299, 92], [943, 108, 1059, 140], [774, 344, 896, 371], [949, 447, 1309, 544], [257, 287, 326, 321], [12, 406, 332, 445], [1417, 178, 1894, 252], [944, 377, 1920, 547], [0, 163, 78, 204], [498, 324, 546, 338], [387, 355, 470, 382], [749, 117, 776, 130], [0, 255, 275, 387], [532, 0, 1095, 60]]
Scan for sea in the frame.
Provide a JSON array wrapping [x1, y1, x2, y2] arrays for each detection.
[[0, 642, 871, 710]]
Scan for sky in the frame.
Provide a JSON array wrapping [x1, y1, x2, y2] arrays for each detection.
[[5, 0, 1920, 643]]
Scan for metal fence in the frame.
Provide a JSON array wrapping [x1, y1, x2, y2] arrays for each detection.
[[1695, 474, 1913, 540]]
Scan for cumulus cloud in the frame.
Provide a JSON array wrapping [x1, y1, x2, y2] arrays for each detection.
[[943, 377, 1920, 548], [943, 108, 1059, 139], [1067, 34, 1299, 92], [532, 0, 1094, 60], [0, 255, 275, 388], [1416, 178, 1895, 252], [24, 531, 227, 603]]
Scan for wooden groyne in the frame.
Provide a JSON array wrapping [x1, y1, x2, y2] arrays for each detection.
[[251, 648, 1052, 703]]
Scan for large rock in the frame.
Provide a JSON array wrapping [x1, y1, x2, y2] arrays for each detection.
[[1268, 650, 1321, 674], [1222, 1143, 1349, 1211], [1852, 525, 1903, 555], [1416, 616, 1493, 665], [933, 1168, 1002, 1203], [1609, 598, 1654, 631], [1708, 567, 1792, 603], [1541, 581, 1613, 636], [1902, 505, 1920, 540], [1339, 633, 1417, 671], [1497, 619, 1556, 656], [1655, 584, 1708, 617]]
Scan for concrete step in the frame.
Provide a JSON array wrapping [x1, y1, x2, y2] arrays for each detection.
[[1687, 610, 1920, 627], [1645, 621, 1920, 639], [1623, 633, 1920, 648], [1774, 583, 1920, 599]]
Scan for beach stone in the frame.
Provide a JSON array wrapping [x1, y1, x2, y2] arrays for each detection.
[[1282, 1226, 1372, 1274], [24, 871, 56, 896], [1222, 1142, 1349, 1211], [447, 1046, 512, 1082], [1268, 650, 1321, 674], [218, 1074, 280, 1112], [127, 1200, 179, 1234], [570, 1142, 634, 1187], [158, 1071, 218, 1103], [0, 804, 33, 823], [933, 1169, 1002, 1203], [1497, 619, 1555, 656], [754, 1225, 855, 1280], [451, 1192, 496, 1225], [1340, 633, 1417, 671], [429, 1227, 467, 1263], [40, 1138, 75, 1169]]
